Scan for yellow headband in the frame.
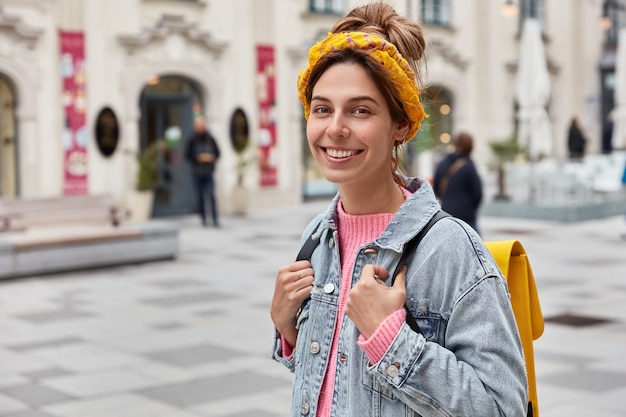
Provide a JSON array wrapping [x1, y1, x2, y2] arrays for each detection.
[[297, 31, 425, 142]]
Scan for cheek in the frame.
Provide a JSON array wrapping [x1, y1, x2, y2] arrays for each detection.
[[306, 122, 322, 147]]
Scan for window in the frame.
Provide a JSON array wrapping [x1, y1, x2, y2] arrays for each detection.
[[519, 0, 545, 32], [309, 0, 344, 15], [421, 0, 451, 27]]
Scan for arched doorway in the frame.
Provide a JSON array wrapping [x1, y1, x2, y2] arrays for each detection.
[[139, 75, 203, 216], [0, 74, 17, 197]]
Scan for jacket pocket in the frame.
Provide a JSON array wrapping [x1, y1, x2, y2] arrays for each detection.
[[361, 354, 398, 401], [408, 300, 447, 345]]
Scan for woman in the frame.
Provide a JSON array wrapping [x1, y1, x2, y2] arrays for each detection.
[[433, 131, 483, 234], [567, 117, 586, 160], [270, 3, 527, 416]]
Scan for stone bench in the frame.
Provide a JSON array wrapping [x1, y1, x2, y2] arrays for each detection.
[[0, 194, 124, 231], [0, 195, 178, 279]]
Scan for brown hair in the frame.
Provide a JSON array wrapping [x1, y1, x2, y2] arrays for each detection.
[[331, 2, 426, 81], [305, 2, 427, 120], [305, 49, 409, 129], [454, 132, 474, 156]]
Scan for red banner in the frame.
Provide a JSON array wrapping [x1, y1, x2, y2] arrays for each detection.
[[256, 45, 277, 187], [60, 31, 88, 195]]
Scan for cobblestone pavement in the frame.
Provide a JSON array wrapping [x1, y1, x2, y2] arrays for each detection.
[[0, 201, 624, 417]]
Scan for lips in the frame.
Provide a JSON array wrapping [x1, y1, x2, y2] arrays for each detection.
[[323, 148, 362, 159]]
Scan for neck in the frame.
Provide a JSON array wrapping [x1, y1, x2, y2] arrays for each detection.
[[338, 179, 405, 215]]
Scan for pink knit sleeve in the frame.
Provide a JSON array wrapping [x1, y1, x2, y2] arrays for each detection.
[[357, 308, 406, 364], [280, 335, 294, 360]]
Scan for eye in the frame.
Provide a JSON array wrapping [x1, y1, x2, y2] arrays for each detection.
[[353, 107, 370, 115], [313, 106, 330, 115]]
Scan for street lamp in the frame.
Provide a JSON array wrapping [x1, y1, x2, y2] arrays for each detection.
[[501, 0, 519, 18]]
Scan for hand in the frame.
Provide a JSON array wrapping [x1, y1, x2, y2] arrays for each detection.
[[270, 260, 315, 347], [346, 264, 407, 339], [197, 153, 215, 163]]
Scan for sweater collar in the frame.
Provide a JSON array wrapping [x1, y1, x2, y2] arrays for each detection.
[[318, 177, 442, 253]]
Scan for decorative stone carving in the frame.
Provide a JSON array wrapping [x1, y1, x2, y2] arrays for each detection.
[[118, 14, 227, 60], [0, 6, 43, 53], [427, 38, 469, 71]]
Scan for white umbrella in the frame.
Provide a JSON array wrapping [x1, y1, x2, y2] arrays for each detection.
[[612, 28, 626, 149], [515, 18, 553, 161]]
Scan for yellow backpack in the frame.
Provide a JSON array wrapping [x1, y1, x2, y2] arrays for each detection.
[[485, 240, 544, 417]]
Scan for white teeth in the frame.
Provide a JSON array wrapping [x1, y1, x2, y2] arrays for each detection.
[[326, 149, 356, 158]]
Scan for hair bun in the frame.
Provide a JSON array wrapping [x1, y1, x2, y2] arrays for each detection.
[[330, 2, 426, 82]]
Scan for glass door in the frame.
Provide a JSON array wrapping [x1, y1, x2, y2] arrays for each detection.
[[140, 93, 195, 216]]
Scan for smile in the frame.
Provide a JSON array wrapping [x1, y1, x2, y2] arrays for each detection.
[[323, 148, 362, 159]]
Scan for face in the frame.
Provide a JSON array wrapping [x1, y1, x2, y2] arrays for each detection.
[[194, 118, 206, 133], [306, 63, 407, 190]]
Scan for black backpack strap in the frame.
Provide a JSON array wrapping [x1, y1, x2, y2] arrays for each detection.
[[295, 210, 450, 335], [392, 210, 450, 281], [296, 222, 322, 261], [393, 210, 450, 333]]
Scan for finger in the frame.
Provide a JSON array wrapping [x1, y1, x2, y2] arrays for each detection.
[[292, 260, 312, 270], [278, 262, 312, 281], [297, 267, 315, 279], [362, 264, 389, 282], [392, 265, 408, 289]]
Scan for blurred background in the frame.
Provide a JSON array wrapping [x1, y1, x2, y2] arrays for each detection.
[[0, 2, 625, 416], [0, 0, 624, 219]]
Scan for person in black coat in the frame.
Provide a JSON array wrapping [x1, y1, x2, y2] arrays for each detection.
[[567, 117, 587, 160], [433, 132, 483, 234], [185, 116, 221, 227]]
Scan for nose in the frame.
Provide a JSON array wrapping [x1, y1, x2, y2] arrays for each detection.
[[326, 113, 349, 139]]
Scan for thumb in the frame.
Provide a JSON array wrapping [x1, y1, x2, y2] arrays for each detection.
[[393, 265, 408, 289]]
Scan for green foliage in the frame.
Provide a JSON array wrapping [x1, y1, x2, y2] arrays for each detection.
[[130, 141, 161, 191], [489, 137, 522, 164]]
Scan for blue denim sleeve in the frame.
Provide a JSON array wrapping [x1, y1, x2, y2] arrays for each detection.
[[367, 221, 527, 417]]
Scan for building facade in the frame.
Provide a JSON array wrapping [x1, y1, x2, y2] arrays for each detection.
[[0, 0, 618, 216]]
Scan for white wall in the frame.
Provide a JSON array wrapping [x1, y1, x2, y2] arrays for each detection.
[[0, 0, 614, 211]]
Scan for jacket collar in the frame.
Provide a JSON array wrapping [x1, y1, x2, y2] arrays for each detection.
[[318, 177, 442, 252]]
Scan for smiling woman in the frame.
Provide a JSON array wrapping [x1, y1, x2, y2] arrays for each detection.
[[270, 2, 528, 417]]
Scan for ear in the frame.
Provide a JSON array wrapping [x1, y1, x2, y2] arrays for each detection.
[[395, 122, 411, 143]]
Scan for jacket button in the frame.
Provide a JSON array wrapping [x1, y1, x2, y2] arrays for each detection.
[[387, 364, 400, 378], [301, 402, 310, 415], [323, 283, 335, 294], [328, 237, 335, 249], [310, 342, 320, 354]]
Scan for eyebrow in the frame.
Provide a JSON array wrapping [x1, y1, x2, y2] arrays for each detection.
[[311, 95, 379, 106]]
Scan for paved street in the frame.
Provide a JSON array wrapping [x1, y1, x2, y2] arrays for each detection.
[[0, 200, 625, 417]]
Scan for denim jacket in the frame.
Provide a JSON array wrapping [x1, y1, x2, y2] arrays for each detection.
[[272, 178, 528, 417]]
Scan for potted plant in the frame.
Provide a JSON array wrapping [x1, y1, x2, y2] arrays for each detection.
[[489, 136, 522, 201], [127, 141, 161, 221]]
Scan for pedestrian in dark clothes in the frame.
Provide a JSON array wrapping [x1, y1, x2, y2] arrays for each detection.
[[567, 117, 587, 160], [185, 116, 221, 227], [433, 132, 483, 234]]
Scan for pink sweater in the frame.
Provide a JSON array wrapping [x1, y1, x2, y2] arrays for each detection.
[[316, 201, 406, 416]]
